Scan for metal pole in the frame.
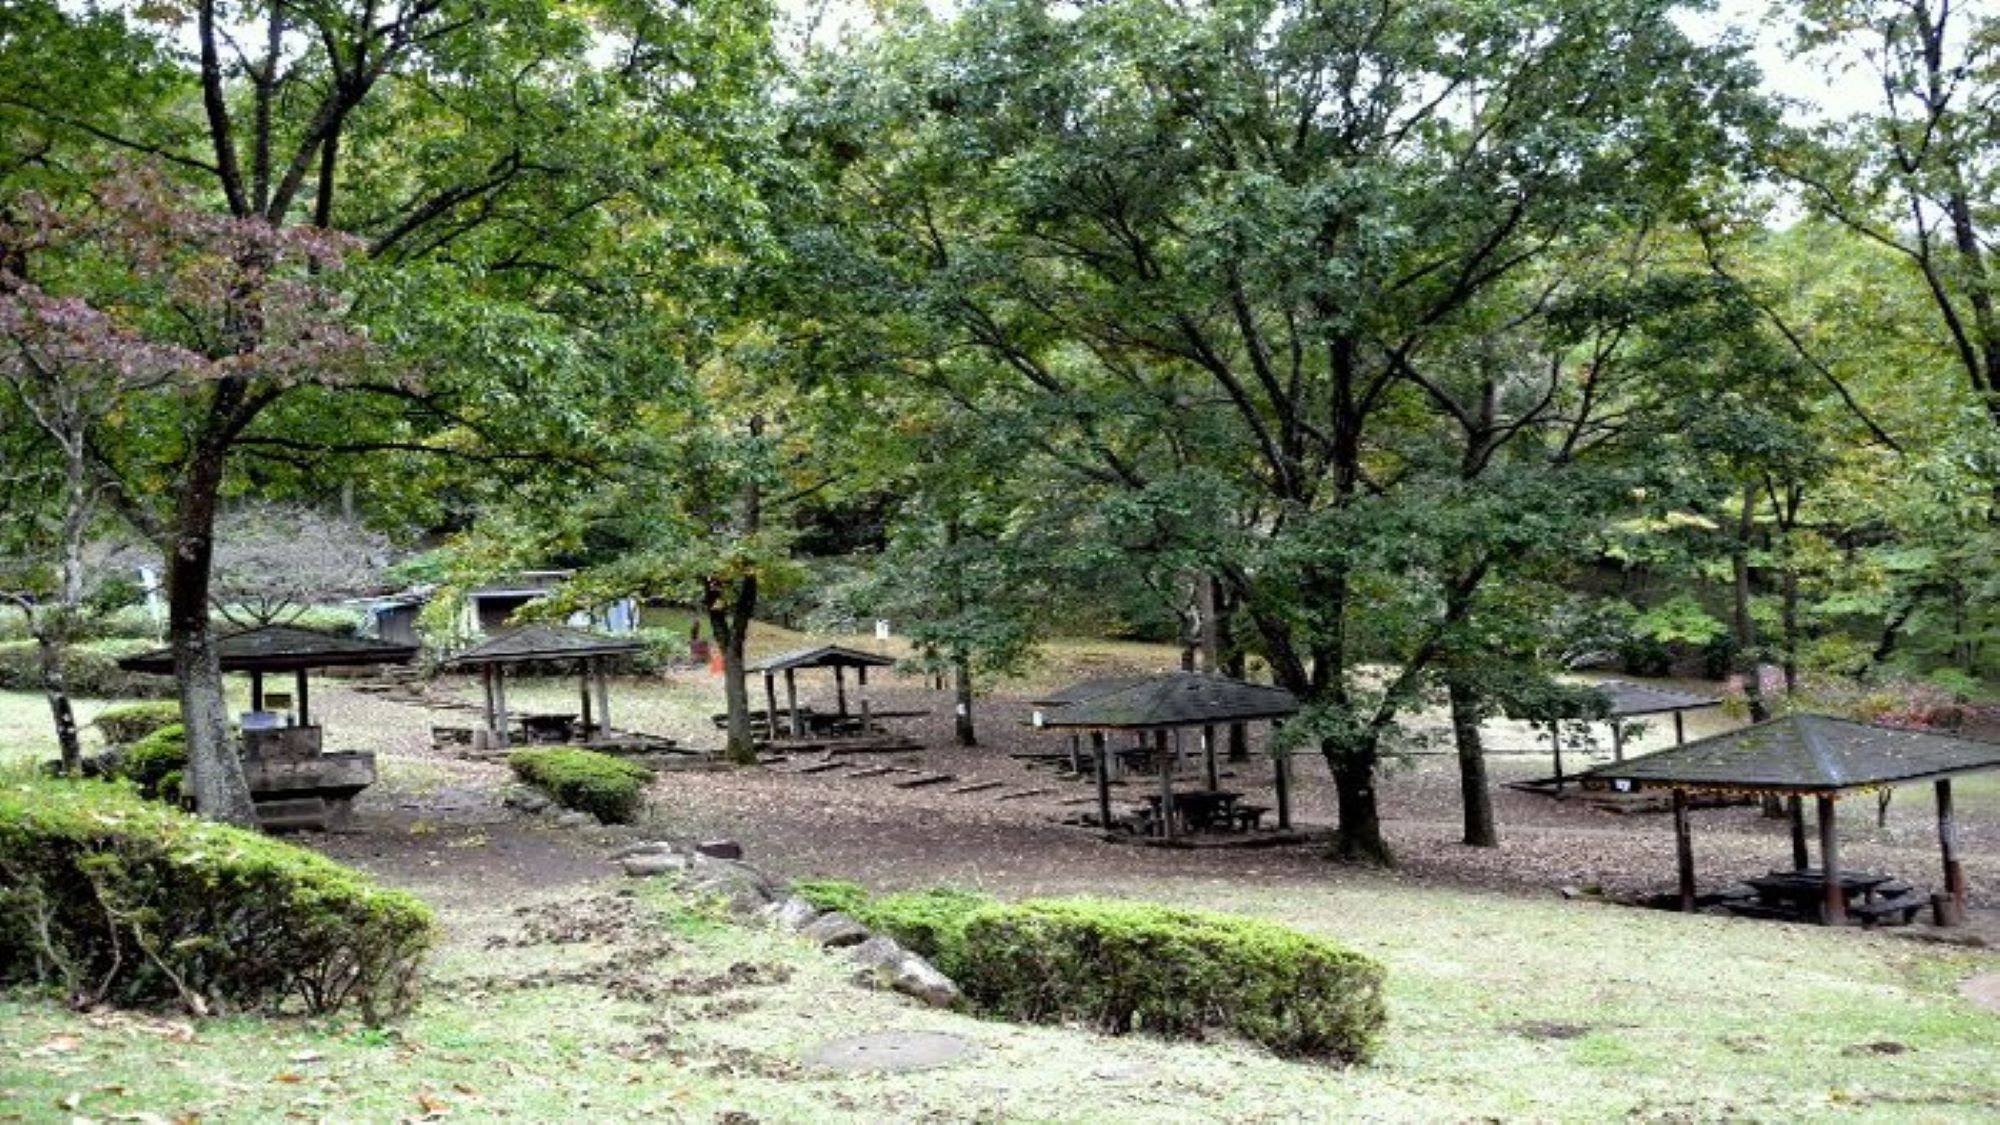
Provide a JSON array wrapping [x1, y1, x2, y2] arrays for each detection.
[[1672, 789, 1697, 912], [1818, 795, 1845, 926]]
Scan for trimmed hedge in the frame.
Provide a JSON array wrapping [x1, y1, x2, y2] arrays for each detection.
[[93, 701, 184, 747], [795, 884, 1386, 1063], [0, 778, 434, 1020], [508, 748, 651, 824], [118, 724, 188, 802], [0, 640, 170, 699]]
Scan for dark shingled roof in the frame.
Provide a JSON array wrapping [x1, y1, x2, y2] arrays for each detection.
[[1578, 713, 2000, 795], [118, 625, 417, 674], [1039, 672, 1299, 730], [446, 624, 645, 666], [1028, 676, 1155, 708], [1591, 680, 1723, 717], [747, 645, 897, 674]]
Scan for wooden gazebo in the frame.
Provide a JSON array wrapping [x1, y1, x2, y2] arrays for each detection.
[[746, 645, 897, 740], [118, 624, 416, 829], [1578, 714, 2000, 926], [1028, 677, 1151, 773], [1038, 672, 1300, 840], [445, 625, 644, 749]]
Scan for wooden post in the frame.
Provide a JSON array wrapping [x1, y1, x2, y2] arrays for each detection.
[[785, 668, 802, 738], [861, 697, 873, 733], [492, 665, 511, 749], [763, 672, 780, 739], [1937, 778, 1967, 922], [1673, 710, 1687, 746], [1672, 789, 1696, 912], [295, 668, 310, 727], [1788, 796, 1809, 870], [1203, 724, 1219, 790], [251, 670, 266, 712], [1093, 732, 1112, 831], [1611, 721, 1626, 763], [1551, 722, 1566, 794], [835, 665, 849, 718], [1157, 730, 1175, 840], [1069, 733, 1082, 774], [593, 660, 612, 740], [481, 666, 496, 734], [1818, 795, 1845, 926], [579, 664, 594, 737], [1275, 751, 1292, 830]]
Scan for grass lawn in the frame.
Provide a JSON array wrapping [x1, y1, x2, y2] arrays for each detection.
[[1, 847, 1995, 1122]]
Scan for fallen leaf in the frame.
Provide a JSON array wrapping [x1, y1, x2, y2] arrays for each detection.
[[289, 1051, 324, 1064], [272, 1072, 305, 1085]]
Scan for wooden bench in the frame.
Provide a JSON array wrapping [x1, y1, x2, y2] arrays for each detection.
[[1231, 804, 1270, 831], [1851, 894, 1925, 927]]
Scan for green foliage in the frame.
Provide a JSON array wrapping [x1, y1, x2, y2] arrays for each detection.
[[955, 898, 1386, 1063], [807, 884, 1384, 1061], [116, 724, 186, 802], [0, 641, 167, 699], [788, 879, 869, 916], [0, 777, 434, 1020], [91, 702, 181, 748], [507, 749, 651, 824]]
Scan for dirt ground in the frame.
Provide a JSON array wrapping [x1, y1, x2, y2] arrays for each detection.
[[307, 666, 2000, 923]]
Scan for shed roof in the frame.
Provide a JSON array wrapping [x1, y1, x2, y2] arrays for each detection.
[[445, 624, 645, 666], [1591, 680, 1724, 717], [118, 625, 417, 674], [747, 645, 897, 674], [1028, 675, 1155, 708], [1577, 713, 2000, 795], [1038, 672, 1300, 730]]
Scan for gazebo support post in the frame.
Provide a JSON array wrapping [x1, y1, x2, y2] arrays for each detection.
[[1203, 724, 1219, 790], [1156, 730, 1175, 840], [1275, 751, 1292, 830], [579, 661, 594, 738], [295, 669, 310, 727], [1672, 789, 1697, 912], [835, 665, 849, 718], [1673, 710, 1687, 746], [785, 669, 802, 739], [251, 670, 266, 713], [763, 673, 780, 741], [479, 667, 496, 742], [1937, 778, 1967, 926], [593, 661, 612, 741], [859, 666, 872, 732], [1788, 796, 1809, 870], [492, 665, 512, 749], [1068, 733, 1081, 774], [1092, 733, 1112, 831], [1611, 721, 1625, 763], [1818, 795, 1845, 925]]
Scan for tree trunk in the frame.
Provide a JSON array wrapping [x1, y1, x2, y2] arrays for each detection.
[[33, 631, 83, 774], [1731, 485, 1770, 723], [713, 587, 758, 766], [1447, 676, 1497, 847], [167, 443, 257, 825], [1327, 748, 1391, 864], [953, 652, 976, 747]]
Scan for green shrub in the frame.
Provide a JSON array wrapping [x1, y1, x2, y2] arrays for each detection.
[[805, 885, 1386, 1062], [93, 701, 183, 747], [855, 888, 993, 969], [956, 898, 1386, 1062], [508, 748, 651, 824], [790, 879, 870, 916], [117, 724, 188, 802], [0, 777, 434, 1020], [0, 640, 169, 698]]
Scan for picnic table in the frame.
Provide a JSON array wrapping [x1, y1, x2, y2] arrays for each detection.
[[1740, 869, 1901, 923], [1142, 789, 1252, 834], [517, 712, 580, 743]]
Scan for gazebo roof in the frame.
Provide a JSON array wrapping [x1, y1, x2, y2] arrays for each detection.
[[1591, 680, 1723, 717], [445, 624, 645, 667], [118, 624, 417, 674], [747, 645, 897, 674], [1038, 672, 1300, 730], [1028, 675, 1155, 708], [1578, 713, 2000, 795]]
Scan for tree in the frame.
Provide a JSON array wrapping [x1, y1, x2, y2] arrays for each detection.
[[210, 503, 392, 627], [795, 0, 1764, 862]]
